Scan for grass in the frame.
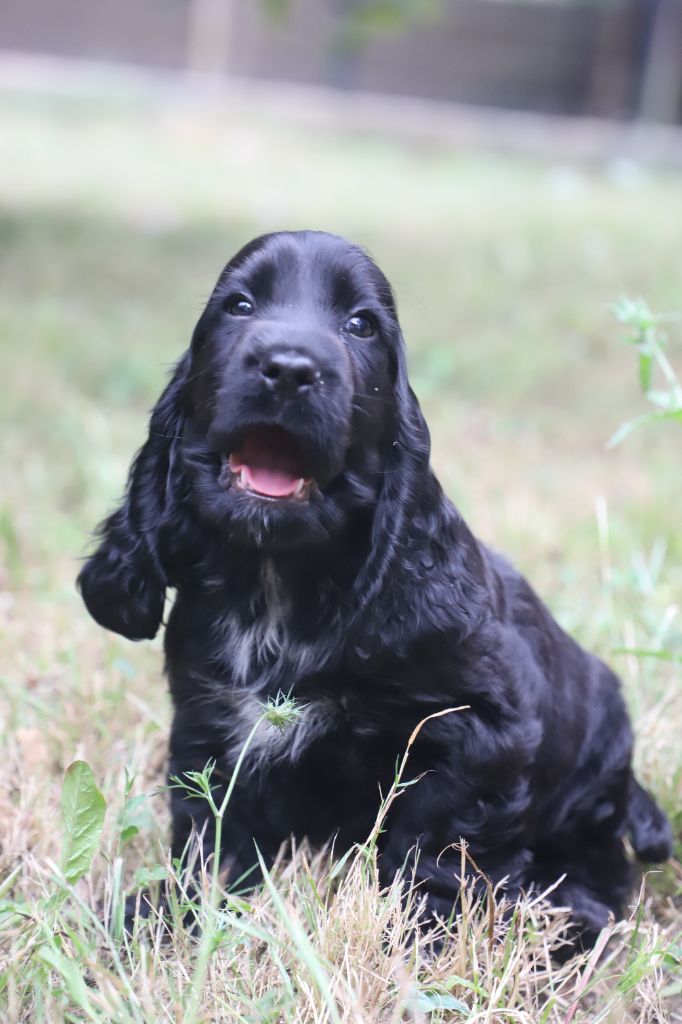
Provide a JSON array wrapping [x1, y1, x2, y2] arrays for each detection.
[[0, 78, 681, 1021]]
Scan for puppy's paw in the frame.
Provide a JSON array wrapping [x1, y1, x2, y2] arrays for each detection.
[[553, 888, 612, 962]]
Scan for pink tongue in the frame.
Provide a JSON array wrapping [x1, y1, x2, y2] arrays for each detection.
[[243, 464, 300, 498]]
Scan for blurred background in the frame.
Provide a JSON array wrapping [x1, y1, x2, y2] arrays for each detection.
[[2, 0, 682, 123], [0, 0, 680, 666]]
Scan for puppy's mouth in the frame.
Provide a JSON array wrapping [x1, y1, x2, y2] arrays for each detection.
[[220, 426, 315, 502]]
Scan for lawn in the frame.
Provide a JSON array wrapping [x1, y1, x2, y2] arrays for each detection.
[[0, 81, 681, 1022]]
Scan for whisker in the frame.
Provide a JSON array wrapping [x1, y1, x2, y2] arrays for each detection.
[[149, 430, 185, 441], [352, 392, 393, 404]]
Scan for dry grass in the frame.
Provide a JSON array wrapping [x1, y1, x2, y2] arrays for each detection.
[[0, 707, 678, 1024], [0, 659, 678, 1024], [0, 76, 681, 1021]]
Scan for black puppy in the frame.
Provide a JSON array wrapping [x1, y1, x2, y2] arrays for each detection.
[[79, 230, 672, 949]]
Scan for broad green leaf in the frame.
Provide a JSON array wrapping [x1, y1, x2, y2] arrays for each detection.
[[60, 760, 106, 884]]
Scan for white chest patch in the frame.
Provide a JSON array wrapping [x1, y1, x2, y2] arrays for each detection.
[[226, 560, 289, 684], [203, 560, 345, 770], [212, 559, 337, 687]]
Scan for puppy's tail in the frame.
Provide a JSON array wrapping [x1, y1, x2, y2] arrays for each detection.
[[627, 775, 674, 863]]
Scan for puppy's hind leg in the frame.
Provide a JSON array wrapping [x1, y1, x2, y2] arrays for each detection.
[[627, 774, 673, 864], [530, 837, 634, 961]]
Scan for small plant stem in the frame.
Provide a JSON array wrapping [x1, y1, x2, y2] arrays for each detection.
[[610, 297, 681, 444], [183, 714, 265, 1024], [354, 705, 469, 868], [210, 715, 263, 899], [646, 329, 682, 408]]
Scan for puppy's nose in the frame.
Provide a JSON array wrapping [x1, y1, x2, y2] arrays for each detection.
[[259, 351, 319, 399]]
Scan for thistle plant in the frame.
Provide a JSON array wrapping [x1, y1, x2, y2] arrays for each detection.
[[262, 690, 308, 732], [175, 691, 306, 1024]]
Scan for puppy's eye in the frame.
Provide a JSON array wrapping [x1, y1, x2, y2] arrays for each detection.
[[225, 294, 254, 317], [344, 313, 375, 338]]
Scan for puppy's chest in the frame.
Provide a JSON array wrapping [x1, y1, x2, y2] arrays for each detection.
[[211, 560, 339, 687], [206, 562, 380, 770]]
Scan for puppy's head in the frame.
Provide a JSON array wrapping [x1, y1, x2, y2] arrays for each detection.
[[185, 230, 411, 548], [79, 231, 430, 639]]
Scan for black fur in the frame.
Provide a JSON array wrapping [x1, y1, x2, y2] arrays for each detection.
[[78, 230, 672, 951]]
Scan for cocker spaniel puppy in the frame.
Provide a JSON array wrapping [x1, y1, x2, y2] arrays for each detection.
[[78, 230, 672, 950]]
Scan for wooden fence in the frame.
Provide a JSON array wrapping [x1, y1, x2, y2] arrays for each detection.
[[1, 0, 680, 123]]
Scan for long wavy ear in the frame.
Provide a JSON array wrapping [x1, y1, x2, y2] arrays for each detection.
[[348, 333, 432, 661], [77, 353, 190, 640]]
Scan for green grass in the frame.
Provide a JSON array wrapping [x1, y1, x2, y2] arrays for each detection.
[[0, 82, 680, 1022]]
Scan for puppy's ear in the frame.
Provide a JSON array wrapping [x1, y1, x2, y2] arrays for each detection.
[[349, 333, 431, 655], [77, 354, 190, 641]]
